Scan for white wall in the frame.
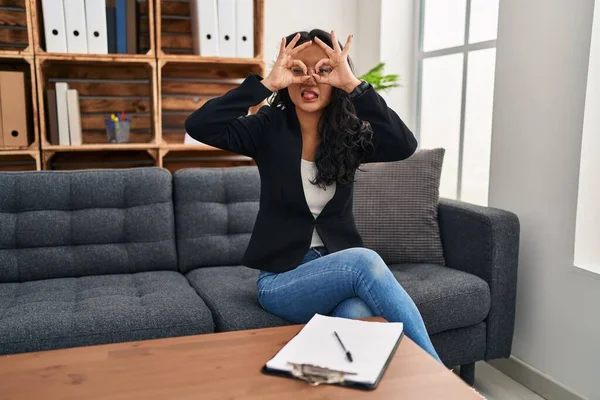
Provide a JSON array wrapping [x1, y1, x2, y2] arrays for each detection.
[[263, 0, 417, 131], [379, 0, 417, 131], [575, 2, 600, 272], [489, 0, 600, 399]]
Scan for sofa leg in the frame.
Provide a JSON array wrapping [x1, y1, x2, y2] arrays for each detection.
[[459, 362, 475, 386]]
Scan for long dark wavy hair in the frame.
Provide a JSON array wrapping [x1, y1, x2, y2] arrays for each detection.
[[268, 29, 374, 188]]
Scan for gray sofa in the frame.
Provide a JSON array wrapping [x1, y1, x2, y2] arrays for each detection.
[[0, 167, 519, 385]]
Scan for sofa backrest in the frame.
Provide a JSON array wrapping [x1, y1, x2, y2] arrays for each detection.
[[0, 168, 178, 283], [173, 167, 260, 272]]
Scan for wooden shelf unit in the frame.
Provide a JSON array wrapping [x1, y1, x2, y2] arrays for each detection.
[[30, 0, 156, 58], [0, 0, 34, 56], [0, 0, 266, 172]]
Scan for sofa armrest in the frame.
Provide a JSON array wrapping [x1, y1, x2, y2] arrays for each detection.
[[437, 198, 520, 360]]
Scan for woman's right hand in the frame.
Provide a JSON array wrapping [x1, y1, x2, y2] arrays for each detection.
[[261, 33, 312, 92]]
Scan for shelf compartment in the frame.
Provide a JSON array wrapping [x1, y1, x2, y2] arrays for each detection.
[[0, 0, 33, 55], [159, 58, 264, 145], [156, 0, 263, 59], [36, 56, 158, 148], [31, 0, 156, 57], [160, 148, 253, 172], [0, 150, 39, 170], [42, 149, 158, 170], [0, 54, 38, 151]]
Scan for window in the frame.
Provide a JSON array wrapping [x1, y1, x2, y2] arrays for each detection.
[[417, 0, 499, 205], [574, 3, 600, 274]]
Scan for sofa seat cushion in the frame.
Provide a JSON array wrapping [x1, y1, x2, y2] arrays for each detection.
[[185, 266, 290, 331], [0, 271, 214, 355], [391, 263, 490, 334]]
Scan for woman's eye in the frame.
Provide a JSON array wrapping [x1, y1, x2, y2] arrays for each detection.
[[291, 68, 304, 76], [318, 67, 331, 76]]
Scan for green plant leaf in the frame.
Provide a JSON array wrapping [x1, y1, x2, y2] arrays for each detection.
[[359, 62, 401, 92]]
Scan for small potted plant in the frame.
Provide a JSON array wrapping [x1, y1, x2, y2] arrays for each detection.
[[359, 62, 400, 92]]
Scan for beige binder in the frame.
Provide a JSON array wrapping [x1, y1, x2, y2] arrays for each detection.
[[0, 83, 3, 147], [0, 71, 29, 147]]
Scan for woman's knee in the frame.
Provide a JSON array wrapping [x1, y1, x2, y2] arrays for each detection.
[[342, 247, 389, 279], [331, 297, 375, 319]]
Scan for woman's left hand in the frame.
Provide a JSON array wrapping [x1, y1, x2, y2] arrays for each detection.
[[312, 31, 362, 93]]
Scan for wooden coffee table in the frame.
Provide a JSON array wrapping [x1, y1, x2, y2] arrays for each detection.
[[0, 322, 481, 399]]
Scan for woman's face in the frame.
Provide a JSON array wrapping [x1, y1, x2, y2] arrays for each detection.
[[287, 44, 333, 114]]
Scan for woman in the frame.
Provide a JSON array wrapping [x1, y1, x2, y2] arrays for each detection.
[[185, 29, 440, 362]]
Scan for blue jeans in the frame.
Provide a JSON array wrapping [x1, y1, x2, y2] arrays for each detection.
[[257, 246, 441, 362]]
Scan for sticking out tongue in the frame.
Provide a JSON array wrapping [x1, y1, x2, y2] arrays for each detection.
[[302, 91, 317, 100]]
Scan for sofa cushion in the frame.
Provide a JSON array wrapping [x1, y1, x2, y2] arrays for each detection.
[[185, 266, 290, 331], [0, 168, 178, 283], [173, 167, 260, 272], [185, 263, 489, 335], [353, 148, 446, 266], [390, 263, 490, 334], [0, 271, 214, 355]]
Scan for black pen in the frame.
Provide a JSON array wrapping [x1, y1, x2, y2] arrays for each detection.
[[334, 331, 353, 362]]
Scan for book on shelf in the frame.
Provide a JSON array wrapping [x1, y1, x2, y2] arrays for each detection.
[[126, 0, 138, 54], [46, 89, 60, 145], [54, 82, 71, 146], [67, 89, 83, 146], [50, 83, 84, 146]]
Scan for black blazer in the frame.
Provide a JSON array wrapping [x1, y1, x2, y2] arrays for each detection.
[[185, 74, 417, 273]]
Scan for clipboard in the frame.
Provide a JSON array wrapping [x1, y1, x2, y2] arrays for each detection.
[[261, 322, 405, 390]]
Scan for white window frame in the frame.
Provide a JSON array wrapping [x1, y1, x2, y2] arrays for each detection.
[[415, 0, 496, 200]]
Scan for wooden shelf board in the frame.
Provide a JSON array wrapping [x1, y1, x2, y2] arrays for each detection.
[[158, 54, 264, 67], [42, 143, 158, 152], [36, 53, 155, 64], [0, 50, 30, 59], [0, 148, 38, 156]]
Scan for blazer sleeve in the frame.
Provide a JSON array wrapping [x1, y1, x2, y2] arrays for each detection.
[[351, 84, 418, 163], [184, 74, 274, 158]]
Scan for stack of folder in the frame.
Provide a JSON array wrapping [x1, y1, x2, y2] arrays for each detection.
[[0, 71, 29, 148], [41, 0, 139, 54], [190, 0, 255, 58], [46, 83, 82, 146]]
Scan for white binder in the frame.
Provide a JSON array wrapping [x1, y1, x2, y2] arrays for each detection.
[[191, 0, 219, 56], [55, 83, 71, 146], [67, 89, 82, 146], [217, 0, 236, 57], [41, 0, 68, 53], [84, 0, 108, 54], [235, 0, 254, 58], [63, 0, 88, 53]]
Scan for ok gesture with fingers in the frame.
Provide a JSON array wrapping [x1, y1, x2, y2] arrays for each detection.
[[313, 31, 362, 93], [262, 33, 312, 92]]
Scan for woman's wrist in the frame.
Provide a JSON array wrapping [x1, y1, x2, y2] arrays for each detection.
[[261, 77, 277, 92], [342, 78, 362, 94]]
